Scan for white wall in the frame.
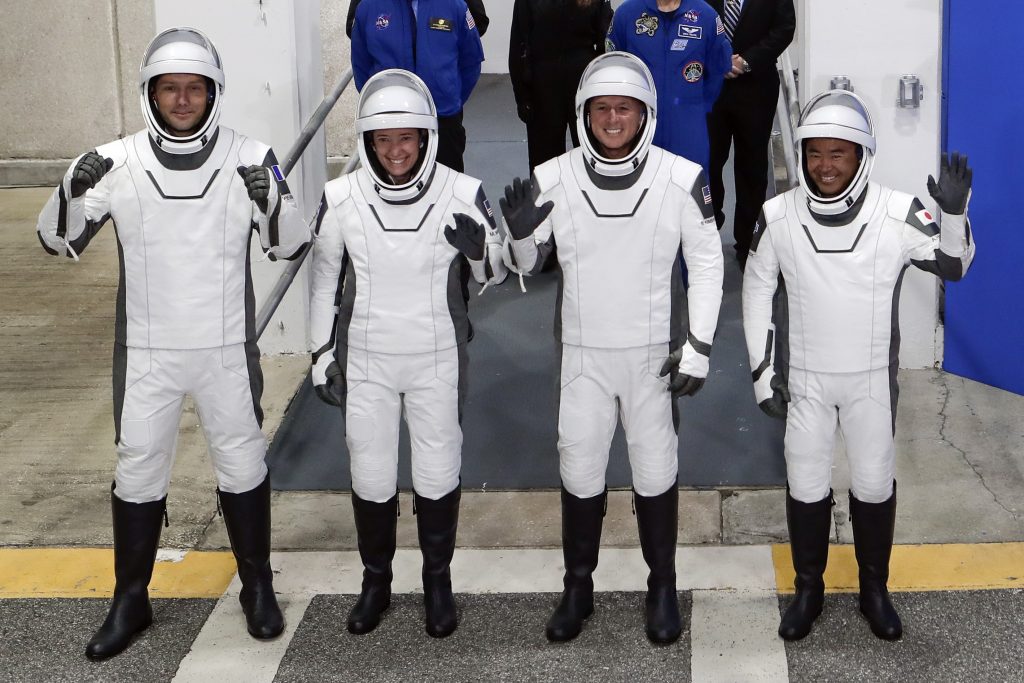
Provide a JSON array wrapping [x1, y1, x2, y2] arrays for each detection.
[[155, 0, 327, 354], [799, 0, 945, 368]]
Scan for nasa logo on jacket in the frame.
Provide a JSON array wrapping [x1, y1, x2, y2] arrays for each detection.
[[376, 14, 390, 30], [683, 9, 700, 23]]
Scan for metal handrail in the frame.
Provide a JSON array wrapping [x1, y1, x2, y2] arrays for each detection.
[[255, 68, 355, 340], [775, 49, 800, 185]]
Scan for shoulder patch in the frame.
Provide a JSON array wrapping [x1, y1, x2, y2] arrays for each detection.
[[905, 197, 939, 237], [689, 171, 715, 221], [749, 208, 769, 252], [474, 185, 497, 228]]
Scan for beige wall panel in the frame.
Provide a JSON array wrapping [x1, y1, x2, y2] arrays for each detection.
[[114, 0, 155, 136]]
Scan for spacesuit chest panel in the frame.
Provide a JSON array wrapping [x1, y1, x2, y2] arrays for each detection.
[[111, 130, 254, 349], [342, 169, 462, 354], [551, 150, 680, 347], [780, 184, 904, 372]]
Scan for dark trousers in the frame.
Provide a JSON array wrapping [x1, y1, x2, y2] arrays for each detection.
[[437, 111, 467, 173], [525, 78, 580, 171], [707, 76, 780, 257]]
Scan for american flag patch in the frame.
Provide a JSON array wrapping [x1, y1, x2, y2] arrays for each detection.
[[702, 185, 712, 204], [915, 208, 936, 225], [466, 8, 475, 30], [484, 198, 493, 218], [716, 16, 725, 34]]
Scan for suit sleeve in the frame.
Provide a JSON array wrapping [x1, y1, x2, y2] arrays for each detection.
[[677, 171, 724, 378], [742, 208, 782, 403], [458, 1, 484, 105], [251, 149, 311, 261], [903, 196, 976, 282], [508, 0, 531, 106], [704, 14, 732, 109], [309, 193, 347, 387], [467, 0, 489, 36], [606, 6, 626, 51], [740, 0, 796, 72], [36, 152, 113, 259], [345, 0, 361, 38]]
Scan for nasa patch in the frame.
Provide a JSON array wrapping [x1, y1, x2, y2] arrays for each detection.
[[376, 13, 390, 30], [683, 9, 700, 23], [678, 24, 703, 39], [683, 61, 704, 83]]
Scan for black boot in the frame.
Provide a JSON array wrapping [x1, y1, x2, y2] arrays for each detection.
[[850, 486, 903, 640], [85, 484, 166, 660], [546, 487, 606, 642], [778, 489, 834, 641], [635, 485, 682, 644], [347, 491, 398, 634], [416, 487, 461, 638], [218, 476, 284, 639]]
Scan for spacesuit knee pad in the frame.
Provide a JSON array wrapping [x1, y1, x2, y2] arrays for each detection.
[[849, 477, 894, 504]]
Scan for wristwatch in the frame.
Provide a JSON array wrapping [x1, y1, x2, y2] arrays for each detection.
[[741, 57, 752, 73]]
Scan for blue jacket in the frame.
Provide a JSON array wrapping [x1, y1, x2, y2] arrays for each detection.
[[352, 0, 484, 117], [607, 0, 731, 172]]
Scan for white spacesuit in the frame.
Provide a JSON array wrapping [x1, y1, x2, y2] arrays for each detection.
[[37, 27, 309, 659], [742, 90, 975, 643], [502, 52, 724, 645], [309, 69, 506, 639]]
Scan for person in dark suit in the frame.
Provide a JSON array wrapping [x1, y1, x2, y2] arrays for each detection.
[[346, 0, 489, 37], [509, 0, 612, 171], [706, 0, 795, 269]]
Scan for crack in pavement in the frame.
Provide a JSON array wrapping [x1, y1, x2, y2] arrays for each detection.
[[937, 373, 1017, 519]]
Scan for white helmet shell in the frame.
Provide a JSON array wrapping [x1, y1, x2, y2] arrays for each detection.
[[139, 27, 224, 156], [796, 90, 876, 215], [575, 52, 658, 177], [356, 70, 439, 202]]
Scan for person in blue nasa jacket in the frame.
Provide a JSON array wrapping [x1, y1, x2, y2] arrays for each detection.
[[607, 0, 731, 173], [351, 0, 484, 172]]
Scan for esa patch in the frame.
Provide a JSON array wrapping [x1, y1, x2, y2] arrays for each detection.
[[683, 61, 704, 83], [702, 185, 712, 205], [683, 9, 700, 23], [671, 38, 689, 51], [466, 8, 475, 30], [635, 13, 659, 37], [375, 13, 390, 30], [429, 17, 453, 31], [678, 24, 703, 39]]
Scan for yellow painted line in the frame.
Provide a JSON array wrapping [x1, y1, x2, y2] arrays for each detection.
[[773, 542, 1024, 593], [0, 549, 236, 599]]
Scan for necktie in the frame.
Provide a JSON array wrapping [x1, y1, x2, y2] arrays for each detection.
[[724, 0, 741, 40]]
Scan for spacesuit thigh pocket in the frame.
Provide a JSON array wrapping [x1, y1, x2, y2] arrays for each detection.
[[560, 345, 584, 389], [124, 348, 153, 391]]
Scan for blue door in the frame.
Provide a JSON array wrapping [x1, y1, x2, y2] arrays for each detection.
[[942, 0, 1024, 395]]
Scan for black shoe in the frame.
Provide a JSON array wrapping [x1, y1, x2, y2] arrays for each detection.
[[778, 490, 834, 641], [416, 487, 461, 638], [850, 486, 903, 641], [545, 487, 606, 642], [635, 485, 682, 644], [347, 491, 398, 634], [85, 485, 166, 660], [218, 477, 284, 639]]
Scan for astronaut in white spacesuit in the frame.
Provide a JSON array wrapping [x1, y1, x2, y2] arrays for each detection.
[[36, 27, 310, 659], [501, 52, 724, 644], [309, 69, 506, 639], [742, 90, 975, 642]]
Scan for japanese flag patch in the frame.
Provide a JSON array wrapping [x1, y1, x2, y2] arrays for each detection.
[[915, 208, 936, 226]]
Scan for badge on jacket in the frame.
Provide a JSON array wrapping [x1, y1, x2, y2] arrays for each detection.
[[683, 9, 700, 23], [678, 25, 703, 40], [376, 14, 390, 30], [429, 17, 453, 31], [635, 13, 659, 37], [683, 61, 704, 83]]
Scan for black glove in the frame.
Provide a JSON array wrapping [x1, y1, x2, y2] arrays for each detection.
[[758, 374, 791, 420], [927, 151, 972, 214], [499, 177, 554, 241], [516, 101, 533, 124], [314, 361, 346, 407], [237, 165, 272, 213], [70, 152, 113, 198], [444, 213, 486, 261], [658, 350, 706, 398]]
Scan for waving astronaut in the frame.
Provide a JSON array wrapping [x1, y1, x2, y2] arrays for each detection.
[[501, 52, 724, 645], [308, 69, 506, 639], [742, 90, 975, 643], [36, 27, 310, 660]]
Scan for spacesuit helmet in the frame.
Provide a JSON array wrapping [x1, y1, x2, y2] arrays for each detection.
[[356, 69, 439, 202], [139, 27, 224, 156], [575, 52, 658, 177], [795, 89, 876, 215]]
